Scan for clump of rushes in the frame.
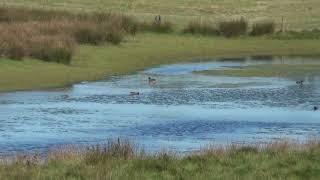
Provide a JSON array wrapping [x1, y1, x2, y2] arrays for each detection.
[[151, 21, 174, 33], [28, 35, 75, 64], [218, 18, 248, 37], [85, 138, 136, 164], [183, 21, 219, 36], [0, 6, 141, 63], [72, 21, 116, 45], [0, 22, 76, 63], [138, 20, 173, 33], [250, 21, 275, 36]]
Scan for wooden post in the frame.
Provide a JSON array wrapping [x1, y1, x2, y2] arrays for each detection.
[[281, 16, 284, 33]]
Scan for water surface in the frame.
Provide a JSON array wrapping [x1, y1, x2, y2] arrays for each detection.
[[1, 56, 320, 154]]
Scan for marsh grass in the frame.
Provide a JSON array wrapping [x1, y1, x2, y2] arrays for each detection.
[[0, 7, 138, 62], [250, 21, 276, 36], [1, 138, 320, 179], [183, 18, 250, 37], [138, 21, 174, 33], [183, 21, 219, 36], [0, 22, 76, 63], [218, 18, 248, 37]]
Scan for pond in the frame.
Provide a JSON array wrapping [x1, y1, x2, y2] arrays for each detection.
[[1, 56, 320, 154]]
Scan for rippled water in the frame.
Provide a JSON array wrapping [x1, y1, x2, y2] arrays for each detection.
[[1, 57, 320, 154]]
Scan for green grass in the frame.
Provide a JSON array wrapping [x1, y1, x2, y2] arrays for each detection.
[[4, 0, 320, 29], [2, 33, 320, 92], [197, 64, 320, 78], [1, 139, 320, 180]]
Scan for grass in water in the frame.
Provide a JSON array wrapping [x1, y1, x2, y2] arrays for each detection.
[[197, 64, 320, 78]]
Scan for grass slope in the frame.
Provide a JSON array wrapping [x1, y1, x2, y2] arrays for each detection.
[[4, 0, 320, 29], [1, 33, 320, 92]]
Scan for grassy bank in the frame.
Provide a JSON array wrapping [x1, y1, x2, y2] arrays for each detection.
[[1, 139, 320, 179], [1, 34, 320, 92]]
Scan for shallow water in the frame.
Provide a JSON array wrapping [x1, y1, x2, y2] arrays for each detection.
[[1, 56, 320, 154]]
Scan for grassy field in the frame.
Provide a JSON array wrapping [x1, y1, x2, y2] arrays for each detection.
[[1, 33, 320, 92], [4, 0, 320, 29], [1, 139, 320, 180]]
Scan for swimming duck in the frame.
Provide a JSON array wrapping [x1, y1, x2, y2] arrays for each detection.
[[148, 77, 156, 85], [296, 80, 304, 85], [314, 106, 318, 111], [130, 92, 140, 96]]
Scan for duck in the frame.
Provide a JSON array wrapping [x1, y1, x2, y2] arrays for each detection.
[[314, 106, 318, 111], [148, 77, 156, 85], [296, 80, 304, 85], [129, 92, 140, 96]]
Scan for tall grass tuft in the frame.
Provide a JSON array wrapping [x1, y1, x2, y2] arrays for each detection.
[[139, 20, 173, 33], [85, 138, 136, 164], [218, 18, 248, 37], [0, 6, 140, 62], [250, 21, 275, 36], [183, 21, 219, 36], [29, 35, 75, 64], [0, 22, 75, 63]]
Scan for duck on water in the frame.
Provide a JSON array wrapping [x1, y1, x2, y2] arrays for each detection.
[[148, 77, 156, 85], [129, 77, 157, 95], [296, 80, 304, 85], [130, 92, 140, 96]]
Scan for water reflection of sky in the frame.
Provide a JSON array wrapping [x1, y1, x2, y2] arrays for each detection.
[[0, 57, 320, 154]]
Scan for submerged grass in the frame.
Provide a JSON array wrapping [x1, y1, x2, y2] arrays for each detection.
[[1, 139, 320, 179], [197, 64, 320, 78]]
